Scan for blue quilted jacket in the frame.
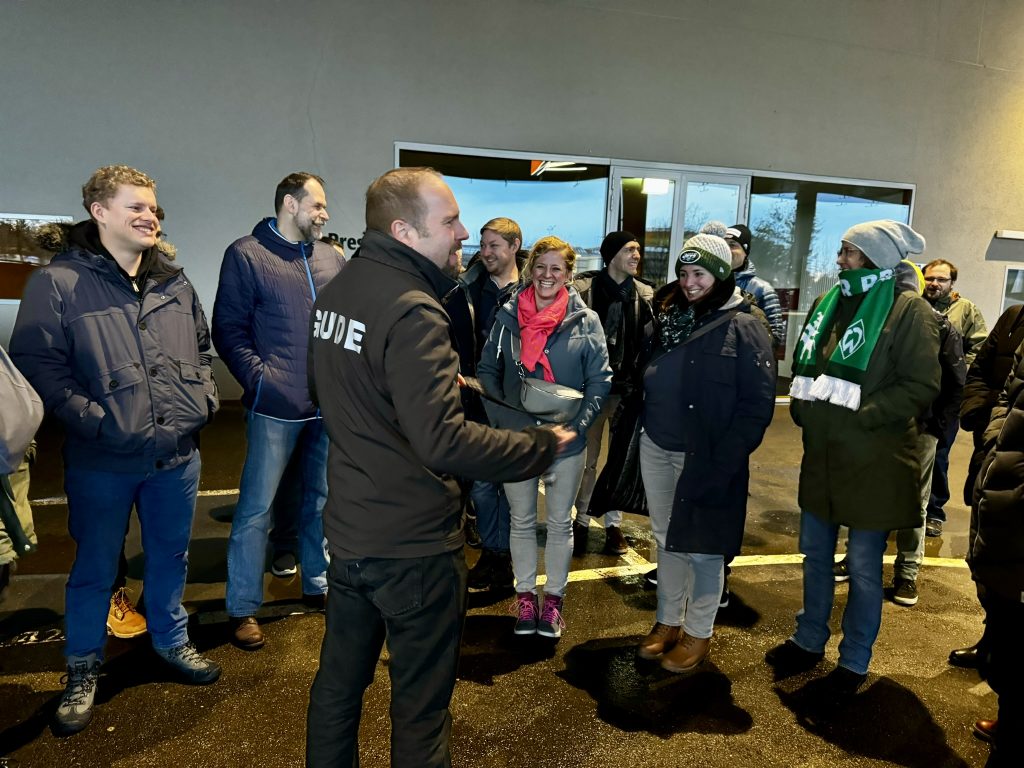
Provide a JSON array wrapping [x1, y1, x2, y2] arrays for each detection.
[[213, 218, 345, 419]]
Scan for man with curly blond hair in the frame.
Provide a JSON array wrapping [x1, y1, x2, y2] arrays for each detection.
[[11, 164, 221, 736]]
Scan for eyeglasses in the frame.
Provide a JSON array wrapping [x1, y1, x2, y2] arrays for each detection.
[[924, 276, 951, 284]]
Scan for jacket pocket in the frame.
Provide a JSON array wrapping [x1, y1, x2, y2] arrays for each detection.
[[92, 362, 147, 452], [172, 359, 210, 433]]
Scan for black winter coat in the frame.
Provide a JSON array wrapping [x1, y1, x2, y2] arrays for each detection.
[[309, 230, 558, 559], [971, 340, 1024, 603], [644, 285, 776, 557], [961, 305, 1024, 504]]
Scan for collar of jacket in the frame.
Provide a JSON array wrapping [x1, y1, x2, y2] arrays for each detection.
[[357, 229, 458, 303], [63, 220, 181, 286], [251, 217, 315, 259]]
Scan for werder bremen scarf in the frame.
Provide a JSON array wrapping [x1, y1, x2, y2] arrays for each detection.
[[789, 267, 895, 411]]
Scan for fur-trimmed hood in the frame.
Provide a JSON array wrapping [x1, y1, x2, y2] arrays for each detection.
[[34, 220, 178, 261]]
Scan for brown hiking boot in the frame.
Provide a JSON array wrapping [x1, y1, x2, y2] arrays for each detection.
[[661, 632, 711, 673], [638, 622, 680, 659], [107, 587, 147, 639]]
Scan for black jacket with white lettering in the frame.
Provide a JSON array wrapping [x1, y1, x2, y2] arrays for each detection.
[[309, 229, 558, 559]]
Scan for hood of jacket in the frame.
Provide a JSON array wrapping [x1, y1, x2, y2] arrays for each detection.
[[47, 220, 181, 285], [251, 217, 321, 260], [35, 219, 179, 265]]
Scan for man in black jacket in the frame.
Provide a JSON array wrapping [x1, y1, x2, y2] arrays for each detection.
[[571, 231, 654, 556], [305, 167, 571, 768]]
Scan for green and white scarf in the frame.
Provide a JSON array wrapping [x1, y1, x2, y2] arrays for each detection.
[[790, 267, 895, 411]]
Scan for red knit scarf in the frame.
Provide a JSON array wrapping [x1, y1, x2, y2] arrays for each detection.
[[517, 285, 568, 383]]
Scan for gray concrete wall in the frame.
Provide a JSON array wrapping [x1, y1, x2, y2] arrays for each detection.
[[2, 0, 1022, 369]]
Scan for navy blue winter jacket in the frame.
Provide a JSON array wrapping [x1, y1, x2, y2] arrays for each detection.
[[213, 218, 345, 420]]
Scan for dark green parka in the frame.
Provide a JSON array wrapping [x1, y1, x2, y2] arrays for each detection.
[[790, 286, 941, 530]]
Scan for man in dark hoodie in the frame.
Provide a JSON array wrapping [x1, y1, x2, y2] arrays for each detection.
[[305, 167, 571, 767], [11, 165, 221, 735], [213, 172, 345, 650]]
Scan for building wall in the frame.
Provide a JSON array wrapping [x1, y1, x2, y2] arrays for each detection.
[[2, 0, 1022, 374]]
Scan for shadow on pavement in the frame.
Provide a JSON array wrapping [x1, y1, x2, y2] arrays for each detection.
[[776, 675, 971, 768], [458, 615, 558, 685], [558, 637, 753, 738]]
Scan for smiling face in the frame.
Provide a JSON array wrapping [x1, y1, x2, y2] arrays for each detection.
[[677, 263, 717, 303], [531, 249, 571, 307], [607, 241, 641, 281], [91, 184, 159, 256], [479, 228, 520, 278], [400, 178, 470, 272], [836, 243, 868, 271], [292, 179, 330, 242]]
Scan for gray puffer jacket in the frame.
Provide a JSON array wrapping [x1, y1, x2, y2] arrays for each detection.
[[477, 286, 611, 456], [10, 221, 217, 473]]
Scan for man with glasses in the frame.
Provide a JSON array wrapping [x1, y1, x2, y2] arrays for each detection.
[[922, 258, 988, 537]]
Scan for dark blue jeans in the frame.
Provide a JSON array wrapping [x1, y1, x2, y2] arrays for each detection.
[[927, 418, 960, 522], [64, 452, 201, 658], [469, 480, 510, 552], [306, 551, 468, 768]]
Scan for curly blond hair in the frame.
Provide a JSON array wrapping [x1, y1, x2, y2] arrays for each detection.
[[81, 165, 156, 215]]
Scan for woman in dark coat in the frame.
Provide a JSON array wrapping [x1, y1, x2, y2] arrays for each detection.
[[766, 220, 940, 697], [636, 232, 775, 673]]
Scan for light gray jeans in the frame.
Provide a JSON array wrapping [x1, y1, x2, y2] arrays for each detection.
[[505, 450, 587, 597], [639, 433, 724, 638], [894, 432, 939, 581], [574, 395, 623, 529]]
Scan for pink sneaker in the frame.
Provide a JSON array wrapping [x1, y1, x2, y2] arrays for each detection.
[[511, 592, 538, 635], [537, 594, 565, 639]]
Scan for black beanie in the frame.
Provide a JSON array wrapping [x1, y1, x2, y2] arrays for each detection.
[[725, 224, 751, 257], [600, 231, 637, 265]]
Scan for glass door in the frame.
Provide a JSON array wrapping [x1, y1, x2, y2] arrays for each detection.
[[608, 168, 683, 288], [609, 168, 750, 286]]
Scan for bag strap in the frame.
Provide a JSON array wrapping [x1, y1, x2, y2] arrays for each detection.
[[509, 331, 527, 380], [680, 309, 739, 347]]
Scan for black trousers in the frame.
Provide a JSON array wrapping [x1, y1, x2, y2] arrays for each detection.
[[980, 593, 1024, 767], [306, 550, 468, 768]]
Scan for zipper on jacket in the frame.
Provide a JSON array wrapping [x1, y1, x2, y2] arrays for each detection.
[[302, 243, 317, 299]]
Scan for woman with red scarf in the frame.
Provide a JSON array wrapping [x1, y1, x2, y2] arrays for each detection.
[[478, 236, 611, 639]]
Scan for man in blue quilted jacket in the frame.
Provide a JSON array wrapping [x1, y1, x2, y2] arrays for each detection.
[[213, 172, 345, 650]]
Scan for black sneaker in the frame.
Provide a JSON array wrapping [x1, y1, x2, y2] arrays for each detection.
[[925, 518, 943, 537], [833, 558, 850, 583], [645, 567, 658, 587], [467, 550, 496, 591], [719, 579, 730, 608], [765, 640, 825, 675], [271, 551, 297, 578], [53, 654, 100, 736], [892, 578, 919, 606], [821, 665, 867, 700], [154, 642, 222, 684]]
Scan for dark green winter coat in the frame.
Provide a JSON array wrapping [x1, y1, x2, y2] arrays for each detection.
[[790, 287, 941, 530]]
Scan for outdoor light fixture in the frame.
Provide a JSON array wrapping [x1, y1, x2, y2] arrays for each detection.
[[530, 160, 589, 176], [995, 230, 1024, 240], [642, 178, 670, 195]]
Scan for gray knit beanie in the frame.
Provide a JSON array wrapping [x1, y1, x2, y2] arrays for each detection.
[[676, 233, 732, 280], [841, 220, 926, 270]]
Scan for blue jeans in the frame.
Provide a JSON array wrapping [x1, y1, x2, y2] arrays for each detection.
[[926, 418, 960, 522], [306, 551, 468, 768], [469, 480, 510, 552], [226, 413, 329, 617], [792, 510, 888, 675], [64, 452, 201, 658], [504, 450, 586, 597]]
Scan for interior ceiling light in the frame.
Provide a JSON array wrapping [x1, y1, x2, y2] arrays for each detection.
[[642, 178, 670, 195], [530, 160, 589, 176]]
